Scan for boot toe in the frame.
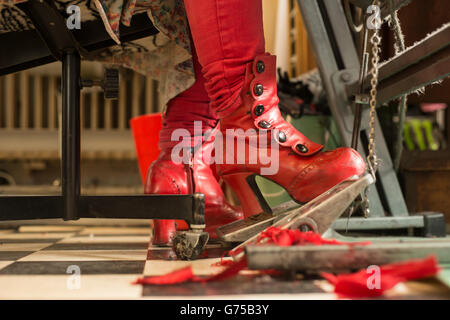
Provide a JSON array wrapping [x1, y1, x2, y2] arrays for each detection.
[[321, 147, 366, 184], [341, 147, 366, 177], [288, 147, 366, 203]]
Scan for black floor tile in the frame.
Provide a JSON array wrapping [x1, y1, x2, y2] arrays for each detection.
[[0, 260, 146, 275], [0, 251, 34, 261], [142, 275, 324, 296]]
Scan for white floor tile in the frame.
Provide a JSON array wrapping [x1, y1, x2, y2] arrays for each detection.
[[79, 227, 151, 235], [0, 233, 76, 240], [19, 250, 149, 262], [0, 275, 143, 299], [144, 258, 233, 276], [59, 236, 150, 244], [0, 243, 53, 251], [0, 261, 14, 270], [18, 226, 84, 233]]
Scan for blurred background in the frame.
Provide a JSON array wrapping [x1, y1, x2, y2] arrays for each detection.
[[0, 0, 448, 224]]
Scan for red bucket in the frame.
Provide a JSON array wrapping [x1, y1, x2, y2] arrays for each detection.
[[130, 113, 163, 185]]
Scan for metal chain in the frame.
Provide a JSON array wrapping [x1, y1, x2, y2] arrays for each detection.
[[367, 20, 381, 173], [362, 0, 382, 218]]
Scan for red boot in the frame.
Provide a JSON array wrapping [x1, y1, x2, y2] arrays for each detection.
[[216, 54, 366, 218], [145, 125, 243, 246]]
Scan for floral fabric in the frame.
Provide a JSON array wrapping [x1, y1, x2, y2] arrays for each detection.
[[0, 0, 195, 109], [94, 0, 194, 109]]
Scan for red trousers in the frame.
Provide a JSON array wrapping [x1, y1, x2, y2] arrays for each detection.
[[159, 0, 266, 147]]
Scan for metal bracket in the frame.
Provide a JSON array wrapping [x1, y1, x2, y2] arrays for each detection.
[[353, 94, 370, 105]]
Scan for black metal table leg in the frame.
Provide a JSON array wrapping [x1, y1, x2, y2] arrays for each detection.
[[61, 51, 81, 220]]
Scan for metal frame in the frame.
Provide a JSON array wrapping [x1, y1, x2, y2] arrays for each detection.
[[0, 0, 205, 228], [369, 24, 450, 104], [346, 24, 450, 105], [0, 2, 158, 75], [297, 0, 447, 232], [246, 240, 450, 272]]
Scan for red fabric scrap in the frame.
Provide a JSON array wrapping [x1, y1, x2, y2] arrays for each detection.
[[320, 255, 441, 298], [134, 227, 370, 286], [133, 266, 199, 285], [257, 226, 371, 247], [211, 250, 235, 267], [211, 259, 236, 267], [134, 258, 247, 286], [205, 257, 248, 282]]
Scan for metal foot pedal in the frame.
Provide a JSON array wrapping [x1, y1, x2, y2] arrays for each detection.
[[223, 174, 375, 253], [216, 201, 301, 243]]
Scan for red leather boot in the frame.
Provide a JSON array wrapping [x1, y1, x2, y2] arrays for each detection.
[[216, 53, 366, 218], [145, 125, 243, 246]]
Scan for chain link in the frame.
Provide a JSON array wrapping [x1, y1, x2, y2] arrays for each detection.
[[367, 7, 381, 174], [344, 0, 382, 221], [362, 0, 382, 218]]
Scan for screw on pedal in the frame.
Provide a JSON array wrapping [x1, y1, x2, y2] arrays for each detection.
[[290, 217, 318, 233]]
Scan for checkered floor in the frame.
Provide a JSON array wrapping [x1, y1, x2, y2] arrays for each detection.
[[1, 224, 449, 299], [0, 224, 333, 299]]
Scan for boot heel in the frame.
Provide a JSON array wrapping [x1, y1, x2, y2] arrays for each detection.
[[222, 172, 272, 218]]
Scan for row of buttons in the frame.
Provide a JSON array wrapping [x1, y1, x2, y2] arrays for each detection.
[[252, 60, 308, 154]]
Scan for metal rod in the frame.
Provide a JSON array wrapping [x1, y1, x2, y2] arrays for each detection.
[[0, 194, 204, 224], [61, 51, 81, 220], [351, 22, 369, 150]]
